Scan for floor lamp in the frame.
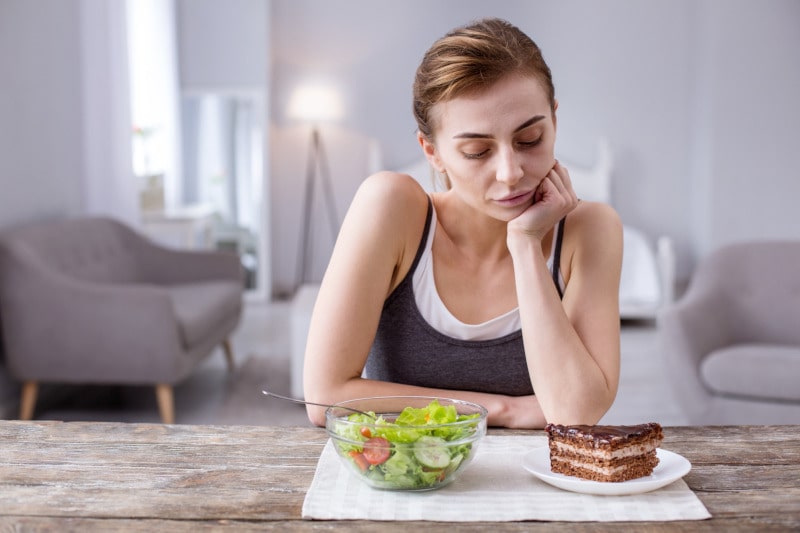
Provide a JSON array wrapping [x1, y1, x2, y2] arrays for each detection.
[[295, 126, 339, 290], [288, 84, 344, 292]]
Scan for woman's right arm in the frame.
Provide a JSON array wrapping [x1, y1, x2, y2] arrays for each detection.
[[302, 171, 429, 425]]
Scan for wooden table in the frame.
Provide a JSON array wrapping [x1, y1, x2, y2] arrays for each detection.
[[1, 422, 798, 531]]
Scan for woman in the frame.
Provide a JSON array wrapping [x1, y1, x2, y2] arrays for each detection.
[[303, 18, 623, 428]]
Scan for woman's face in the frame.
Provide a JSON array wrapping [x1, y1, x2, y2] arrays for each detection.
[[423, 74, 557, 221]]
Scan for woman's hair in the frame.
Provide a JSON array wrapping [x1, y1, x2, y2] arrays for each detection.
[[413, 18, 555, 142]]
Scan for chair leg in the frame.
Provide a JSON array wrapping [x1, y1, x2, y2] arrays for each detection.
[[19, 381, 38, 420], [222, 338, 235, 372], [155, 384, 175, 424]]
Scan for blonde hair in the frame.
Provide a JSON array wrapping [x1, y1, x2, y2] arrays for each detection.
[[413, 18, 555, 142]]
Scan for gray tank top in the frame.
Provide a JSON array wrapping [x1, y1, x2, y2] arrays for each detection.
[[364, 199, 565, 396]]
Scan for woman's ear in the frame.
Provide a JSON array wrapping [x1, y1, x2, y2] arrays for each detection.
[[552, 99, 559, 133], [417, 132, 442, 172]]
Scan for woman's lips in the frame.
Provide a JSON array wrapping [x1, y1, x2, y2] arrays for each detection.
[[494, 189, 534, 207]]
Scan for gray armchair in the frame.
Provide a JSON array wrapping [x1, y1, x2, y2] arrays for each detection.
[[0, 216, 244, 423], [657, 240, 800, 424]]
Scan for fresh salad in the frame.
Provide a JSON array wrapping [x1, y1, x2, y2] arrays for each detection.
[[329, 399, 483, 490]]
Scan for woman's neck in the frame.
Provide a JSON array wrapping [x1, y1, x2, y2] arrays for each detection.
[[431, 191, 510, 263]]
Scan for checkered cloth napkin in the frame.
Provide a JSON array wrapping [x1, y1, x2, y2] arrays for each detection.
[[302, 435, 711, 522]]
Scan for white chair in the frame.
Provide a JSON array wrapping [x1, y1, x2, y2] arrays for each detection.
[[657, 240, 800, 424]]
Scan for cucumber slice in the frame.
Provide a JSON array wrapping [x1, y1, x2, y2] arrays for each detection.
[[413, 436, 450, 469]]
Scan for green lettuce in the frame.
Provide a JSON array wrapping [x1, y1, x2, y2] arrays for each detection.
[[331, 399, 482, 490]]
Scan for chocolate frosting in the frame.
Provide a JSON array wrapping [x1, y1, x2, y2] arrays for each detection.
[[545, 422, 662, 444]]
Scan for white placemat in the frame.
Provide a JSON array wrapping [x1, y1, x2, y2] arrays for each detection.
[[302, 435, 711, 522]]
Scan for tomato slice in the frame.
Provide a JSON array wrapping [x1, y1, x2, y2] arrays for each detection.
[[348, 450, 371, 471], [362, 437, 391, 465]]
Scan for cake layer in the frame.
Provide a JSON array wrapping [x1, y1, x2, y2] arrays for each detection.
[[550, 442, 657, 464], [549, 439, 660, 461], [545, 423, 664, 449], [550, 453, 660, 482]]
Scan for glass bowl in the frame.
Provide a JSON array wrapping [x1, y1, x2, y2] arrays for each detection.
[[324, 395, 488, 491]]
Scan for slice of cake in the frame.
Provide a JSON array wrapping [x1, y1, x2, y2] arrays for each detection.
[[544, 422, 664, 482]]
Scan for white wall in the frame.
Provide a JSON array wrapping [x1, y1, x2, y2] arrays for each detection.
[[0, 1, 797, 295], [695, 0, 800, 252], [0, 0, 86, 227], [177, 0, 267, 91], [0, 0, 138, 229]]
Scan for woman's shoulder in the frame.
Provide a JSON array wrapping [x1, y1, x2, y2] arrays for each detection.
[[565, 199, 622, 263], [358, 170, 429, 198], [568, 200, 622, 238], [345, 171, 431, 291], [345, 171, 430, 244], [558, 201, 622, 286], [352, 171, 430, 220], [562, 200, 622, 261]]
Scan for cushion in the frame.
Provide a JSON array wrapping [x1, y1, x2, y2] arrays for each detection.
[[168, 281, 243, 348], [700, 344, 800, 402], [619, 225, 661, 308]]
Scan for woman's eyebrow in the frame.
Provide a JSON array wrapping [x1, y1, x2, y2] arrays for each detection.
[[452, 115, 546, 139]]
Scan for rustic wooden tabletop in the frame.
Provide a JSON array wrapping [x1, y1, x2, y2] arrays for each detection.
[[0, 421, 798, 531]]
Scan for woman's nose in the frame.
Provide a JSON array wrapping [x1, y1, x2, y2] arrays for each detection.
[[495, 147, 524, 185]]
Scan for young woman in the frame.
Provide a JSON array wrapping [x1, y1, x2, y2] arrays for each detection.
[[303, 18, 623, 428]]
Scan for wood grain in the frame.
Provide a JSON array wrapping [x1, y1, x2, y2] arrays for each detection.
[[0, 422, 798, 531]]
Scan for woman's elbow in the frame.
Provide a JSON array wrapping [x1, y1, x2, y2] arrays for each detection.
[[545, 393, 616, 426], [307, 405, 327, 427]]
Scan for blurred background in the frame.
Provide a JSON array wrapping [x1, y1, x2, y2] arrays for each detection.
[[2, 0, 798, 299], [0, 0, 798, 425]]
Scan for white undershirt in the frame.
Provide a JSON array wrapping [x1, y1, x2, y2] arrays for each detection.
[[412, 205, 563, 341]]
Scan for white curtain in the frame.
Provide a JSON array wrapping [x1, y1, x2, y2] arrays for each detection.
[[78, 0, 139, 225]]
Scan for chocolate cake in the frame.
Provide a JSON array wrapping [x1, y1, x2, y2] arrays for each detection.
[[544, 422, 664, 482]]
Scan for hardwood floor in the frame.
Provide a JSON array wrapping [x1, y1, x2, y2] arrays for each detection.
[[27, 301, 688, 427]]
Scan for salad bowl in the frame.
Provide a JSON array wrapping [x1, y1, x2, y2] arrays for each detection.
[[325, 396, 488, 491]]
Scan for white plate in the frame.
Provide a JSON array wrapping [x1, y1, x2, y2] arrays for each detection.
[[522, 447, 691, 496]]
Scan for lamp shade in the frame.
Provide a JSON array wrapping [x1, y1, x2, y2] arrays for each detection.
[[287, 84, 344, 123]]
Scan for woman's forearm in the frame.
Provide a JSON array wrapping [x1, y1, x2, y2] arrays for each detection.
[[305, 375, 545, 428], [507, 233, 615, 424]]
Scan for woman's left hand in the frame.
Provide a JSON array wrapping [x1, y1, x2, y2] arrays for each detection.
[[507, 160, 579, 241]]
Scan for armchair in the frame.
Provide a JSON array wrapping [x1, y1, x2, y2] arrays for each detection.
[[0, 216, 244, 423], [657, 240, 800, 424]]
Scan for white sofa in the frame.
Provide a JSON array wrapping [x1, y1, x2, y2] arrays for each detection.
[[290, 284, 318, 398]]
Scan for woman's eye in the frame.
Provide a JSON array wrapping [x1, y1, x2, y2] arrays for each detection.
[[463, 149, 489, 160], [518, 137, 542, 148]]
